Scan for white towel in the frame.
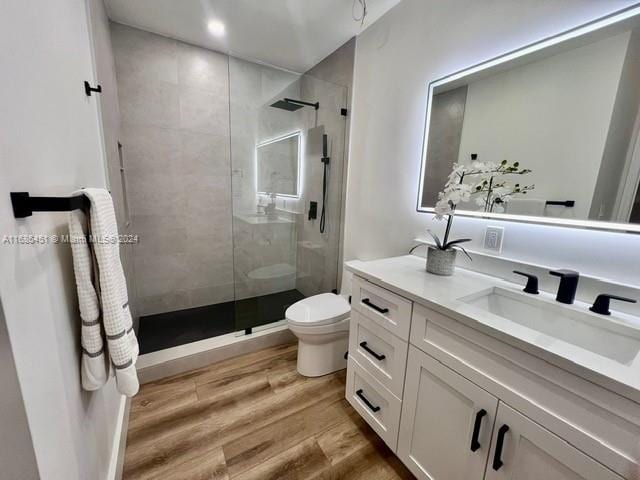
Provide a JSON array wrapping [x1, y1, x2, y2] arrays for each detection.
[[68, 188, 139, 397], [505, 198, 546, 216]]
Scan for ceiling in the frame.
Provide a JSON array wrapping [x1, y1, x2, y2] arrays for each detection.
[[104, 0, 401, 73]]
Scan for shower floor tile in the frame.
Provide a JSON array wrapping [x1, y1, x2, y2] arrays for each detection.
[[137, 289, 306, 354]]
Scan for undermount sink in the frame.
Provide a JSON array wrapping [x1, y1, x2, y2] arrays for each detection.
[[459, 287, 640, 365]]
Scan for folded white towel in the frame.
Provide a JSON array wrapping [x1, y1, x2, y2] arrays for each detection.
[[506, 198, 546, 216], [68, 188, 139, 397]]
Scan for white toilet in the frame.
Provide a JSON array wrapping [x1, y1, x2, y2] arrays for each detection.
[[285, 292, 351, 377]]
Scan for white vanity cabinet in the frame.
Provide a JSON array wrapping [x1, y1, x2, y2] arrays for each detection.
[[397, 345, 498, 480], [398, 345, 623, 480], [485, 403, 623, 480], [345, 271, 637, 480]]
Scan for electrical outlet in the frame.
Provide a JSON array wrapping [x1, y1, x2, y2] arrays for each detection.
[[483, 226, 504, 253]]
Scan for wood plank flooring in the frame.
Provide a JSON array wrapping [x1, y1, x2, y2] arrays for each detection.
[[123, 343, 415, 480]]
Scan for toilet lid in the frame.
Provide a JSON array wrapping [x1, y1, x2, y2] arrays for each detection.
[[286, 293, 350, 326]]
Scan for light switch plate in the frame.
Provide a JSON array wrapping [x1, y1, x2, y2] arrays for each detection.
[[483, 226, 504, 253]]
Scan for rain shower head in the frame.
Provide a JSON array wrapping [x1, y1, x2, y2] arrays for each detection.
[[270, 98, 319, 112], [270, 100, 304, 112]]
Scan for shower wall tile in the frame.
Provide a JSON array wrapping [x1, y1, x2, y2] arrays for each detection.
[[111, 22, 178, 84], [180, 131, 230, 177], [134, 253, 189, 298], [120, 125, 181, 176], [127, 172, 187, 216], [136, 291, 192, 317], [131, 213, 189, 232], [189, 284, 235, 308], [185, 254, 234, 289], [177, 43, 228, 94], [179, 87, 229, 134], [112, 22, 233, 316], [118, 77, 181, 129], [135, 227, 186, 257]]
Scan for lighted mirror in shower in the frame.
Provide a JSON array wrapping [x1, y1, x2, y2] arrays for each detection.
[[256, 131, 301, 197]]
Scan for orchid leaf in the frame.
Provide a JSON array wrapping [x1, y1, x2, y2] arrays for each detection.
[[443, 238, 471, 249], [426, 230, 443, 250], [455, 245, 473, 261]]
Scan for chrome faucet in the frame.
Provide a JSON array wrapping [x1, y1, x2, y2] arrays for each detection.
[[549, 269, 579, 304]]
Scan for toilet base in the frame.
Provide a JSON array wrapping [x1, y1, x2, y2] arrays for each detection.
[[296, 334, 348, 377]]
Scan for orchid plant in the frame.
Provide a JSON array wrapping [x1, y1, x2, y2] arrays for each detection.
[[429, 160, 534, 257]]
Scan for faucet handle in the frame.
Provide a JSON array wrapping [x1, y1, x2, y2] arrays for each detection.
[[589, 294, 637, 315], [549, 269, 579, 279], [513, 271, 539, 294]]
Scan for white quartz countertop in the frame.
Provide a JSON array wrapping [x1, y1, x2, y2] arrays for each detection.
[[345, 255, 640, 403]]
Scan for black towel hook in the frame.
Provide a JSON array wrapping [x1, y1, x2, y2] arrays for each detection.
[[84, 81, 102, 96]]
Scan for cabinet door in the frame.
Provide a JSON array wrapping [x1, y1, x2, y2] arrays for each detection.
[[485, 403, 624, 480], [398, 346, 499, 480]]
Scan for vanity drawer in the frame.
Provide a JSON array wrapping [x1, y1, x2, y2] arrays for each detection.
[[352, 276, 412, 340], [346, 356, 402, 452], [349, 310, 409, 397]]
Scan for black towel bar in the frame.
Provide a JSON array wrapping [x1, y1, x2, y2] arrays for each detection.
[[545, 200, 575, 207], [10, 192, 89, 218]]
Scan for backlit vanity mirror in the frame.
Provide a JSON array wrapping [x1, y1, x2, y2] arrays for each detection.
[[417, 9, 640, 232], [257, 131, 301, 197]]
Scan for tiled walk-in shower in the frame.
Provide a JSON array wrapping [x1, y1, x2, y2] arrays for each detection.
[[110, 24, 353, 352]]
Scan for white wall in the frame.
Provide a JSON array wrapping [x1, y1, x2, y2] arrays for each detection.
[[0, 300, 39, 480], [457, 32, 629, 219], [0, 0, 124, 478], [345, 0, 640, 287]]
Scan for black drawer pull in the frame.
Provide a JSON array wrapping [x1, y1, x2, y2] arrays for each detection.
[[355, 389, 381, 413], [470, 409, 487, 452], [362, 298, 389, 314], [492, 424, 510, 470], [359, 342, 386, 361]]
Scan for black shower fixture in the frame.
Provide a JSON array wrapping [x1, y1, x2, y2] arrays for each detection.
[[270, 98, 319, 111]]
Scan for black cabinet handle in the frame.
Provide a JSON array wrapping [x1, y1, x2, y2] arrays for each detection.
[[355, 389, 381, 413], [492, 424, 510, 470], [359, 342, 386, 361], [470, 409, 487, 452], [362, 298, 389, 314]]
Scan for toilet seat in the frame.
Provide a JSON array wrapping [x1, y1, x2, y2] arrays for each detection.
[[286, 293, 350, 327]]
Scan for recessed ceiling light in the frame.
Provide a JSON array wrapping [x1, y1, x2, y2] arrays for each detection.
[[207, 19, 226, 37]]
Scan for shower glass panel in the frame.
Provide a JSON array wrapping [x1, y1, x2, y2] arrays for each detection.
[[229, 57, 348, 333]]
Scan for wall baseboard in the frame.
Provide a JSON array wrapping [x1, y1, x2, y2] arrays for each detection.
[[107, 395, 130, 480]]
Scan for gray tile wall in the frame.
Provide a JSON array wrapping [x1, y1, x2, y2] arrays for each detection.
[[111, 23, 234, 316]]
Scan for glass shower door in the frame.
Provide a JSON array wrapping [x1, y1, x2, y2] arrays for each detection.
[[228, 57, 348, 333]]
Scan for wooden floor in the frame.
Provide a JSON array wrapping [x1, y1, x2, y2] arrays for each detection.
[[123, 343, 415, 480]]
